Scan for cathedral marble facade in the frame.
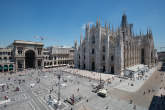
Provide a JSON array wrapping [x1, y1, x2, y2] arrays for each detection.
[[74, 14, 157, 75]]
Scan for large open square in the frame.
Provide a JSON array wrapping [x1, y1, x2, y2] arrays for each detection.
[[0, 62, 165, 110]]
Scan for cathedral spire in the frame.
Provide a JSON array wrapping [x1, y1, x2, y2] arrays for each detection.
[[112, 24, 114, 32], [96, 17, 98, 25], [80, 32, 83, 45], [85, 24, 87, 31], [140, 29, 142, 36], [105, 21, 107, 29], [96, 17, 99, 27], [149, 28, 152, 35], [106, 22, 109, 33], [74, 40, 78, 49], [107, 23, 109, 31], [121, 13, 128, 28], [86, 23, 90, 31], [147, 28, 149, 35]]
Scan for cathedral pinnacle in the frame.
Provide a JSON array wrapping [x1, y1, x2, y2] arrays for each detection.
[[121, 13, 128, 28], [96, 17, 98, 25]]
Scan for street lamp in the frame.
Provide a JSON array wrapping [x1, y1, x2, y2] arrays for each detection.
[[57, 73, 61, 103], [100, 71, 102, 85], [55, 70, 61, 110]]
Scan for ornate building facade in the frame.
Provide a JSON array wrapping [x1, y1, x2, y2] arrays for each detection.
[[13, 40, 44, 71], [0, 40, 44, 72], [74, 14, 157, 75], [43, 46, 74, 67], [0, 40, 75, 73], [0, 48, 14, 72]]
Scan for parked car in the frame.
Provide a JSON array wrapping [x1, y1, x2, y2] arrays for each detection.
[[97, 89, 107, 97]]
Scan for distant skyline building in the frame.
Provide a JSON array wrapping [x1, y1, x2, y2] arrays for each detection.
[[74, 14, 158, 75]]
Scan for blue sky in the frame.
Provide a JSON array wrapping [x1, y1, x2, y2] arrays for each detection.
[[0, 0, 165, 51]]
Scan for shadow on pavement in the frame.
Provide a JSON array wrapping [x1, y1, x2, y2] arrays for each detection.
[[149, 95, 165, 110]]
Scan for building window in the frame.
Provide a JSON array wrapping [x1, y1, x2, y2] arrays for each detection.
[[83, 64, 86, 69], [92, 49, 95, 54], [4, 57, 7, 60], [38, 48, 42, 55], [92, 62, 95, 71], [8, 52, 11, 55], [103, 65, 105, 72], [0, 57, 1, 60], [18, 50, 22, 54], [111, 56, 114, 61], [9, 57, 12, 60], [103, 46, 105, 52], [17, 47, 23, 55], [18, 61, 22, 68], [38, 60, 41, 67], [102, 55, 105, 61], [49, 56, 52, 60], [92, 35, 95, 44], [141, 48, 144, 64], [111, 66, 114, 74]]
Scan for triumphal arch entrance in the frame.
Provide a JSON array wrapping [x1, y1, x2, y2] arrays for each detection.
[[13, 40, 44, 71]]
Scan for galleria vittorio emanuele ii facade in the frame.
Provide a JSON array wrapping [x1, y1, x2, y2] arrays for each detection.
[[74, 14, 158, 75], [0, 40, 74, 72]]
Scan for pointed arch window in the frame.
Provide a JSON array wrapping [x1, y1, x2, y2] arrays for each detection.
[[92, 48, 95, 54], [102, 55, 105, 61], [102, 46, 105, 52], [111, 55, 114, 61], [92, 35, 95, 44]]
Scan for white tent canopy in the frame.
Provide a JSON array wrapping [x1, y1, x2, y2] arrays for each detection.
[[126, 64, 148, 72], [124, 64, 148, 77]]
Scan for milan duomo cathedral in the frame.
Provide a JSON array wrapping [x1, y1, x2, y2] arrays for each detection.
[[74, 14, 157, 75]]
